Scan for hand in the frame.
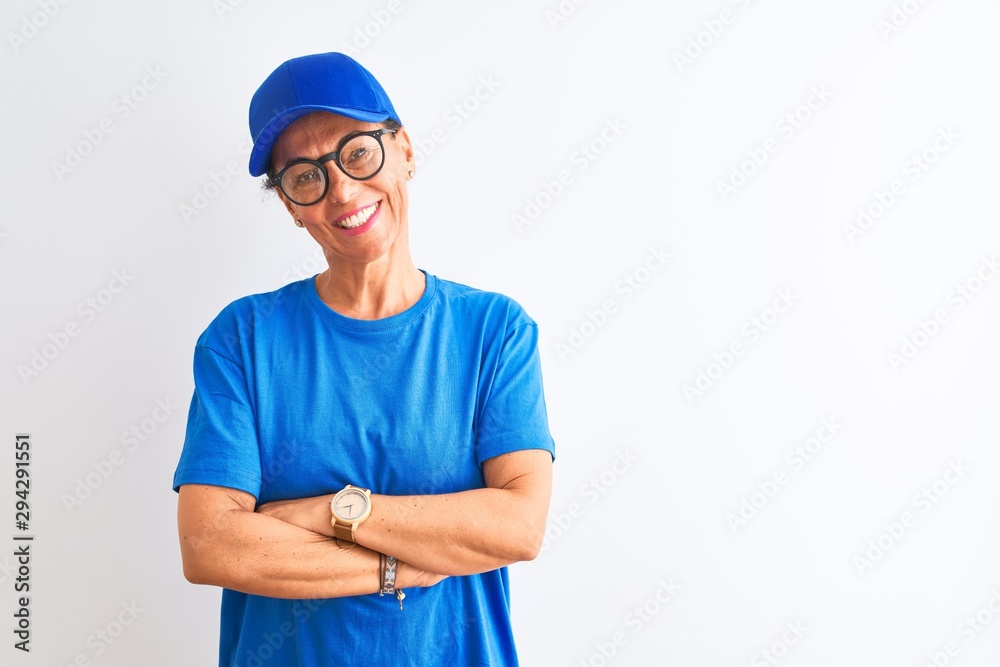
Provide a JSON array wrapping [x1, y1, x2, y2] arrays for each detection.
[[256, 495, 334, 537], [397, 561, 448, 588]]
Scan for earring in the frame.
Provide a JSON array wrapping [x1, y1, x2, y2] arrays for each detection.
[[407, 170, 415, 179], [294, 219, 304, 227]]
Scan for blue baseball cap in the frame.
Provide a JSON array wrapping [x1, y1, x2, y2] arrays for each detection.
[[248, 52, 401, 177]]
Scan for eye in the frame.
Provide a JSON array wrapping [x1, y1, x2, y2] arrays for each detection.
[[294, 169, 321, 185], [283, 164, 324, 192], [343, 146, 371, 166]]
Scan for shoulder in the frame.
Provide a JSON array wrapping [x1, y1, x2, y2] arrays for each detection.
[[431, 274, 537, 334], [195, 279, 309, 354]]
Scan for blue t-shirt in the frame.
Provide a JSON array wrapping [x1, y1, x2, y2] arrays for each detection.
[[172, 271, 555, 667]]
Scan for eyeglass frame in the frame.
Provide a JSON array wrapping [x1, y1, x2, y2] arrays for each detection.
[[266, 128, 398, 206]]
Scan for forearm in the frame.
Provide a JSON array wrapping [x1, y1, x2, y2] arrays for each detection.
[[358, 487, 544, 576], [178, 486, 433, 598], [364, 450, 552, 573], [182, 509, 374, 598], [256, 450, 553, 577], [265, 488, 546, 576]]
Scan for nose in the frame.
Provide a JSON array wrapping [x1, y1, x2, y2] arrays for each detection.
[[324, 164, 360, 204]]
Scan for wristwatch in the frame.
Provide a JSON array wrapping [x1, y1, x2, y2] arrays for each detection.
[[330, 485, 372, 544]]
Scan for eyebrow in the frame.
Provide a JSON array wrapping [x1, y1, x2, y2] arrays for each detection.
[[275, 129, 368, 171]]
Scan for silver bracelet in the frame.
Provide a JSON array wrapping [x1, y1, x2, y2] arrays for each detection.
[[379, 555, 405, 610], [380, 555, 397, 594]]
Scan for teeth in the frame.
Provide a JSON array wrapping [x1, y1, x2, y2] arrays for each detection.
[[336, 203, 378, 229]]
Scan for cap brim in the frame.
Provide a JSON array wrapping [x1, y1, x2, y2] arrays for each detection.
[[248, 106, 391, 176]]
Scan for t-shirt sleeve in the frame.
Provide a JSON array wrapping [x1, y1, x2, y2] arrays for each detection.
[[475, 319, 556, 465], [171, 343, 262, 498]]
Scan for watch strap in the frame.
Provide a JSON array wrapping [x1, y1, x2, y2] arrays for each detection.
[[332, 521, 355, 543]]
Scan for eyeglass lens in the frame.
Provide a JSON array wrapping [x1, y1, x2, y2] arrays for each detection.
[[280, 133, 385, 204]]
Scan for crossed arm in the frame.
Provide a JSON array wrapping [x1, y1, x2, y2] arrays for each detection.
[[177, 448, 552, 599]]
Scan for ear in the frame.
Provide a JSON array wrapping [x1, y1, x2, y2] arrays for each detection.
[[275, 188, 297, 217], [393, 127, 415, 175]]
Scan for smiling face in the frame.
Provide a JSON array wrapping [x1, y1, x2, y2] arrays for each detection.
[[270, 112, 415, 270]]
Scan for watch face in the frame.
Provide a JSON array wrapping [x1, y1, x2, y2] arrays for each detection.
[[333, 488, 369, 521]]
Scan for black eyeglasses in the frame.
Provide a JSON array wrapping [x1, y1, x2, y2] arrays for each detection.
[[268, 128, 397, 206]]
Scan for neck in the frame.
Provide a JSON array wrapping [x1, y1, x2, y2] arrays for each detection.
[[315, 252, 425, 320]]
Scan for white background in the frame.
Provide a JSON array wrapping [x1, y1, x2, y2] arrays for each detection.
[[3, 0, 1000, 665]]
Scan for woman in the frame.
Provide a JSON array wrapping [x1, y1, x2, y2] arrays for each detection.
[[173, 52, 555, 666]]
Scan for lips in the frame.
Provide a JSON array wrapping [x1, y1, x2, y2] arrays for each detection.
[[334, 202, 379, 230]]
